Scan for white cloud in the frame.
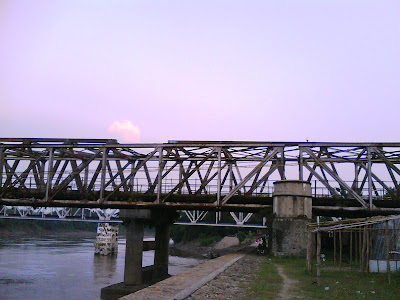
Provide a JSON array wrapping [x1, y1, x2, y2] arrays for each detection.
[[107, 120, 140, 143]]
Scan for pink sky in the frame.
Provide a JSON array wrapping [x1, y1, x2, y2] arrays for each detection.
[[1, 1, 400, 143]]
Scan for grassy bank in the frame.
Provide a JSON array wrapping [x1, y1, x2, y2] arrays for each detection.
[[249, 255, 400, 299]]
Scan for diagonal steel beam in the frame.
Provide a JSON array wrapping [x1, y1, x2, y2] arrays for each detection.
[[49, 149, 103, 200], [304, 147, 369, 208], [88, 161, 102, 192], [115, 160, 129, 192], [375, 147, 400, 182], [220, 147, 279, 205], [303, 163, 341, 197], [358, 162, 391, 193], [104, 161, 131, 190], [245, 162, 279, 195], [104, 149, 158, 201], [193, 161, 217, 195], [161, 148, 217, 202]]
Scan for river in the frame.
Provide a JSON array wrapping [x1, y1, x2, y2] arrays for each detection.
[[0, 233, 205, 300]]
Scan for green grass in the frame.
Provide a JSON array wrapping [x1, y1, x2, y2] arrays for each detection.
[[248, 257, 283, 299], [249, 255, 400, 299]]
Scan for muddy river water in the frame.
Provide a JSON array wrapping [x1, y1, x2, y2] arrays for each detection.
[[0, 233, 205, 300]]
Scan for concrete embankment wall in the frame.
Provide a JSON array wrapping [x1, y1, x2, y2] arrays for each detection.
[[120, 246, 255, 300]]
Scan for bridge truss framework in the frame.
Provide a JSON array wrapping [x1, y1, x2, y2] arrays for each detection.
[[1, 139, 400, 213]]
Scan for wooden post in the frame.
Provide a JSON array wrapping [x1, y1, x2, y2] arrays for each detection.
[[310, 232, 315, 274], [353, 230, 357, 266], [306, 231, 312, 273], [366, 226, 370, 273], [333, 231, 336, 267], [317, 231, 321, 286], [385, 221, 391, 284], [339, 230, 342, 271], [350, 230, 353, 270], [362, 226, 367, 272], [359, 229, 362, 270]]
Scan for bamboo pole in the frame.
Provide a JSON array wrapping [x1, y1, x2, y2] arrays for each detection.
[[362, 226, 367, 272], [350, 229, 353, 269], [354, 230, 358, 266], [366, 226, 370, 273], [310, 232, 315, 274], [306, 230, 312, 273], [333, 230, 336, 267], [339, 230, 342, 271], [359, 229, 362, 270], [385, 221, 391, 284], [317, 231, 321, 286]]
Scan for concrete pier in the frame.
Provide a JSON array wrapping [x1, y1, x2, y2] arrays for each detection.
[[154, 224, 170, 280], [271, 180, 312, 257], [124, 220, 145, 285], [101, 209, 177, 300]]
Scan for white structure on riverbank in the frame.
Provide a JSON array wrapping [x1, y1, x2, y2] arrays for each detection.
[[94, 223, 118, 255]]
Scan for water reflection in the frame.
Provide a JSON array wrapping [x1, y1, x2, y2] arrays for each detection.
[[92, 255, 117, 282]]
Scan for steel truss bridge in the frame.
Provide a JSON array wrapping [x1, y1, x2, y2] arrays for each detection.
[[1, 139, 400, 226], [0, 206, 267, 228]]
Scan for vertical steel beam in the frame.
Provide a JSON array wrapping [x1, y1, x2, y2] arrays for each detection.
[[299, 146, 304, 180], [278, 147, 286, 180], [84, 161, 89, 192], [178, 161, 183, 194], [353, 163, 359, 191], [157, 147, 163, 203], [0, 148, 4, 187], [367, 147, 373, 208], [129, 162, 135, 192], [229, 162, 233, 191], [45, 148, 54, 201], [217, 147, 222, 204], [39, 160, 45, 191], [99, 147, 108, 202]]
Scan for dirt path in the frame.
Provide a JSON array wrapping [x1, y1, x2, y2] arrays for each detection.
[[275, 263, 298, 300]]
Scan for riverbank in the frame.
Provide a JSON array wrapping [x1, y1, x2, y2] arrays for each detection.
[[0, 218, 98, 237], [171, 235, 255, 258], [185, 250, 264, 300]]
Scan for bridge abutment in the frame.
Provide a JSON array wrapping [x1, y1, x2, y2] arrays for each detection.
[[271, 180, 312, 257]]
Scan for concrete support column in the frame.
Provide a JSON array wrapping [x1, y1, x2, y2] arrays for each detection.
[[101, 209, 176, 300], [124, 220, 144, 285], [120, 209, 151, 285], [153, 224, 171, 280], [272, 180, 312, 257], [273, 180, 312, 219]]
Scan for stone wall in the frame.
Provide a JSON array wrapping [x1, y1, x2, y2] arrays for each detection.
[[271, 218, 309, 257]]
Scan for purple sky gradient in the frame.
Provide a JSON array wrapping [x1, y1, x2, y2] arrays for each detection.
[[1, 1, 400, 143]]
